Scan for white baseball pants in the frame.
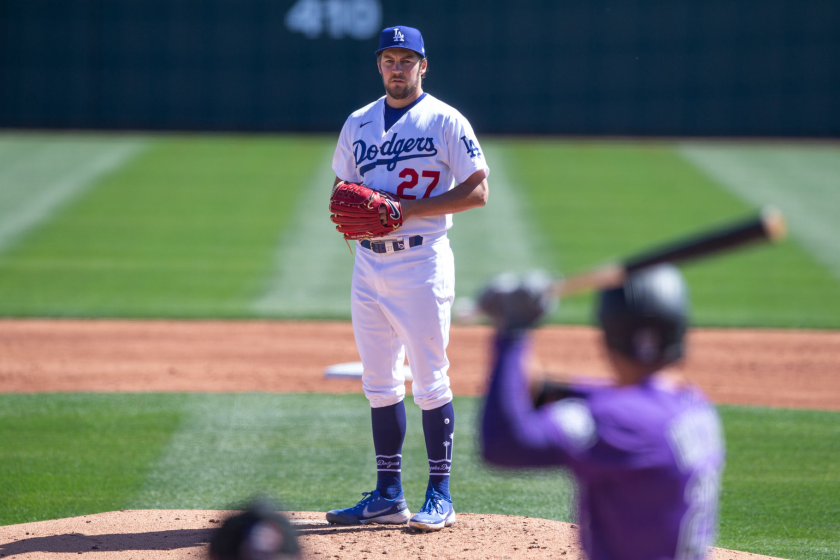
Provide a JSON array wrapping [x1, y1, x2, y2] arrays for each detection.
[[351, 233, 455, 411]]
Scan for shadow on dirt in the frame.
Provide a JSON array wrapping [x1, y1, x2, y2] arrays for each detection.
[[0, 528, 213, 556]]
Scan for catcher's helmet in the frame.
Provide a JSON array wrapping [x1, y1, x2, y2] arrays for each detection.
[[209, 498, 300, 560], [596, 264, 689, 365]]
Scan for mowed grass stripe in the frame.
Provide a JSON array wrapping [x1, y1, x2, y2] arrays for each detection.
[[252, 149, 355, 318], [680, 144, 840, 280], [131, 393, 313, 510], [500, 141, 840, 328], [448, 142, 551, 299], [127, 393, 381, 511], [0, 135, 332, 318], [0, 135, 146, 256]]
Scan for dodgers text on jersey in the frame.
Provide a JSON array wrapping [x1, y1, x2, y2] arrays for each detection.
[[354, 133, 437, 174]]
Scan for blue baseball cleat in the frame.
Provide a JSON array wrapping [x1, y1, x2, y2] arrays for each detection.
[[325, 490, 411, 525], [408, 490, 456, 532]]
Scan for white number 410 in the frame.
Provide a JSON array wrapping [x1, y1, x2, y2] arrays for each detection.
[[285, 0, 382, 40]]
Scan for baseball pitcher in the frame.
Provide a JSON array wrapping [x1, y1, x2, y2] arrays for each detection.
[[327, 25, 490, 531]]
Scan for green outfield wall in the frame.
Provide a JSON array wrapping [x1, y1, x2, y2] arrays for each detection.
[[1, 0, 838, 136]]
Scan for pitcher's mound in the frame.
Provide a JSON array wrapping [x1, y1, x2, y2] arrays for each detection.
[[0, 509, 786, 560]]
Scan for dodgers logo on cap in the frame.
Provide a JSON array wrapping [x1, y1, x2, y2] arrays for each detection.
[[375, 26, 425, 57]]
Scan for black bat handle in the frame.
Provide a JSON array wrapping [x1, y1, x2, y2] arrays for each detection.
[[624, 207, 785, 272]]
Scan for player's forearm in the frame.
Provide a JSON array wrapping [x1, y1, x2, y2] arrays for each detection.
[[481, 334, 568, 468], [400, 174, 488, 220]]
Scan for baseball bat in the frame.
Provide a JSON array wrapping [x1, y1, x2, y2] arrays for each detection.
[[554, 206, 786, 297], [453, 207, 786, 324]]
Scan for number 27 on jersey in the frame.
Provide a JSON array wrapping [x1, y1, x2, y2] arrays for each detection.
[[396, 168, 440, 199]]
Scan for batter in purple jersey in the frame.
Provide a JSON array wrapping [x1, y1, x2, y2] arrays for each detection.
[[478, 266, 725, 560]]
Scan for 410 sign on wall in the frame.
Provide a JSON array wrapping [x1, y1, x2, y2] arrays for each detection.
[[285, 0, 382, 39]]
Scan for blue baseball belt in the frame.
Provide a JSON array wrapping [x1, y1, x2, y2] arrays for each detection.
[[360, 235, 424, 254]]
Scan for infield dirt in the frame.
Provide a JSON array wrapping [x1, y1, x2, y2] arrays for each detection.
[[0, 510, 789, 560], [1, 318, 837, 559], [1, 319, 838, 410]]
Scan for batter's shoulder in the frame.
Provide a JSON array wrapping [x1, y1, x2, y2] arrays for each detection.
[[585, 385, 675, 439], [593, 382, 717, 442]]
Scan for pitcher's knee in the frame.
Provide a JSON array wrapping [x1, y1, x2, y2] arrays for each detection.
[[365, 389, 406, 409], [413, 385, 453, 411]]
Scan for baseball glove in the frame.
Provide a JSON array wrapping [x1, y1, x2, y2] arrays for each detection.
[[329, 182, 404, 240]]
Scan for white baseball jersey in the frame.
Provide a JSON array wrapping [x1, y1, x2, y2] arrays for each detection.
[[333, 93, 488, 411], [332, 94, 490, 238]]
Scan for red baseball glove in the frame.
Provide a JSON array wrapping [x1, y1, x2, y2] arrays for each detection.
[[329, 182, 404, 240]]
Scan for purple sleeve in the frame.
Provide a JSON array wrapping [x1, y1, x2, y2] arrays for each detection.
[[481, 333, 577, 468]]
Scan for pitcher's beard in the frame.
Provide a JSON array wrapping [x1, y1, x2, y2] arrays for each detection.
[[386, 79, 419, 100]]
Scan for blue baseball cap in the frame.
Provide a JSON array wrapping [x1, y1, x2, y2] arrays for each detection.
[[375, 26, 425, 58]]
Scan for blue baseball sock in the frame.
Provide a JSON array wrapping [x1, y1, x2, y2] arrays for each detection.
[[422, 401, 455, 500], [371, 401, 406, 500]]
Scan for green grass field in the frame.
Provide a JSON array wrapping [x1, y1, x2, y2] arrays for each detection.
[[1, 133, 839, 559], [1, 394, 838, 560], [0, 133, 838, 326]]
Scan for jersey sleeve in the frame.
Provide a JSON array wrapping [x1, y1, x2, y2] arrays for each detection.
[[332, 118, 363, 183], [445, 113, 490, 185], [481, 334, 596, 468]]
